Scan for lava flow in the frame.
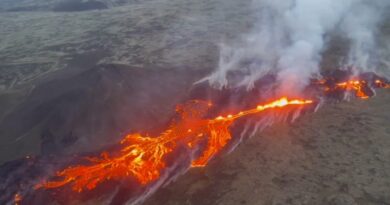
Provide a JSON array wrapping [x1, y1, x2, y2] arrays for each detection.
[[35, 97, 313, 192], [315, 77, 390, 99], [33, 76, 390, 194]]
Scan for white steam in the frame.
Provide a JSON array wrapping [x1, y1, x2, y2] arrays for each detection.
[[341, 1, 390, 73], [203, 0, 390, 94]]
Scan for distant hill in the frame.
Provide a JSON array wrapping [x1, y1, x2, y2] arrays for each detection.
[[0, 0, 137, 12]]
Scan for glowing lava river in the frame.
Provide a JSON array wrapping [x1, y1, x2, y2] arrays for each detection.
[[35, 97, 313, 192]]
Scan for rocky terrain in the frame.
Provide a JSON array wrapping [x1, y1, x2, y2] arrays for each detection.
[[0, 0, 389, 205]]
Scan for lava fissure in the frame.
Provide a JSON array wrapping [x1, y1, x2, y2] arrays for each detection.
[[35, 97, 313, 193], [11, 73, 390, 205]]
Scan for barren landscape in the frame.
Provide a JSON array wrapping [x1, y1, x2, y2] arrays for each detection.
[[0, 0, 389, 205]]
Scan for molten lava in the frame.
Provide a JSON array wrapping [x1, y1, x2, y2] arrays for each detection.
[[317, 78, 390, 99], [335, 80, 370, 99], [14, 193, 21, 205], [36, 97, 313, 192], [375, 79, 390, 89]]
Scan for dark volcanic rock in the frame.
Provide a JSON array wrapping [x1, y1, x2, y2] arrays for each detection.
[[0, 64, 208, 161]]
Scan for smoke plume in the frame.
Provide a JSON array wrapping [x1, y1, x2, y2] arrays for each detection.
[[203, 0, 390, 94]]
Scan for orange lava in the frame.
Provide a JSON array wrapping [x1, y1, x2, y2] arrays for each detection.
[[375, 79, 390, 89], [320, 78, 390, 99], [14, 193, 22, 205], [35, 97, 312, 192], [335, 80, 370, 99]]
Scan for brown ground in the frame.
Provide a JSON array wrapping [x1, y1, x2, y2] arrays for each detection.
[[0, 0, 389, 205]]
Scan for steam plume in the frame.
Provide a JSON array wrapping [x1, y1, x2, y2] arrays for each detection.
[[203, 0, 390, 94]]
